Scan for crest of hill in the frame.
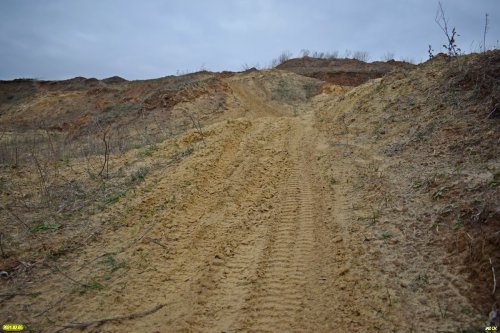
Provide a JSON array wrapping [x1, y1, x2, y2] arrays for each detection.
[[276, 56, 415, 86], [102, 76, 128, 84]]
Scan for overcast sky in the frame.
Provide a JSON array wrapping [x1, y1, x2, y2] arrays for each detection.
[[0, 0, 499, 80]]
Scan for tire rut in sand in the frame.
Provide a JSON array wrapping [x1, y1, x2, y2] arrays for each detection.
[[239, 121, 316, 332], [184, 118, 317, 333], [182, 119, 292, 332]]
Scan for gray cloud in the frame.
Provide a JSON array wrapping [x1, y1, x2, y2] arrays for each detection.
[[1, 0, 498, 80]]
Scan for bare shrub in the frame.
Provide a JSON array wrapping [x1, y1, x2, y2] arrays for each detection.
[[434, 2, 461, 56], [326, 51, 339, 59], [401, 57, 416, 64], [383, 52, 395, 61], [97, 128, 111, 179], [482, 13, 489, 53], [30, 146, 52, 207], [353, 51, 370, 62], [271, 50, 293, 67], [270, 50, 293, 67], [312, 51, 324, 59], [428, 45, 435, 60], [309, 50, 338, 60]]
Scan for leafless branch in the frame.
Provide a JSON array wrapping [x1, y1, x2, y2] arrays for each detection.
[[44, 262, 83, 286], [185, 110, 205, 144], [435, 2, 461, 56], [3, 206, 30, 231], [483, 13, 489, 53], [30, 149, 52, 205], [491, 257, 497, 296], [61, 304, 165, 329], [98, 128, 110, 178], [146, 237, 169, 251], [487, 103, 499, 119], [0, 232, 5, 258], [0, 291, 41, 299]]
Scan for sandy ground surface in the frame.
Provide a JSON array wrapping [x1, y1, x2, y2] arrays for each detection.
[[1, 52, 499, 332], [0, 113, 473, 332]]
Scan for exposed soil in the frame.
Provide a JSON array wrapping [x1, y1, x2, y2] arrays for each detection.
[[276, 56, 415, 86], [0, 51, 499, 332]]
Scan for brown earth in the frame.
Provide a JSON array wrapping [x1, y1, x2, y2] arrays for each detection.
[[0, 51, 499, 332], [276, 56, 415, 86]]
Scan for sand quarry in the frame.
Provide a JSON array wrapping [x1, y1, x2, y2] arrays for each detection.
[[0, 51, 499, 332]]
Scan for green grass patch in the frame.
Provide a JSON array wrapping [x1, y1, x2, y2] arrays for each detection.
[[179, 145, 194, 157], [31, 222, 61, 233], [414, 273, 429, 288], [490, 172, 500, 187], [103, 255, 127, 272], [458, 304, 472, 315], [379, 231, 393, 240], [432, 187, 447, 201], [137, 145, 159, 157], [130, 167, 149, 183], [453, 219, 463, 231], [104, 190, 126, 204], [82, 279, 104, 292]]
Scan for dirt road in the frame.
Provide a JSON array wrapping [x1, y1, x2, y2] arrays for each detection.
[[186, 114, 318, 332], [12, 108, 394, 332], [77, 113, 349, 332]]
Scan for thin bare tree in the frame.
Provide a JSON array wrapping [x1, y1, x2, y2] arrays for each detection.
[[435, 2, 461, 56], [98, 127, 111, 178], [483, 13, 489, 53]]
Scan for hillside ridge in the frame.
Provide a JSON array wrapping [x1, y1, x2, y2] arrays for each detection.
[[0, 51, 498, 332]]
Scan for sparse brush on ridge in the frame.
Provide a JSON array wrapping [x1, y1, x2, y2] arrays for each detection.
[[274, 48, 371, 66], [383, 52, 395, 61], [130, 167, 149, 183], [352, 50, 370, 62], [435, 2, 461, 57], [428, 2, 459, 59], [271, 50, 293, 67], [300, 49, 339, 60], [428, 1, 495, 58]]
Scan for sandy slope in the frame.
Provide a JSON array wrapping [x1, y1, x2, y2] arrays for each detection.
[[3, 107, 400, 332], [25, 113, 404, 332], [2, 53, 498, 332], [2, 111, 461, 332]]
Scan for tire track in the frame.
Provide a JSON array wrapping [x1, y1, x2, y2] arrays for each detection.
[[182, 119, 293, 332], [183, 117, 318, 333], [237, 119, 316, 332]]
